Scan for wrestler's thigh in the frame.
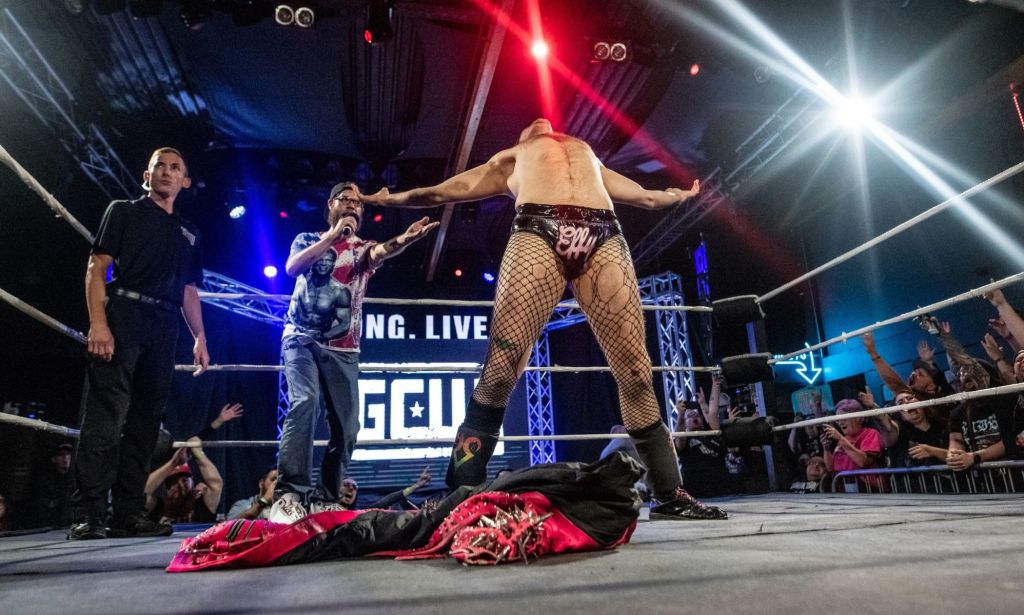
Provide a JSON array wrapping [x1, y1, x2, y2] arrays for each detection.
[[488, 232, 566, 357], [571, 236, 650, 364]]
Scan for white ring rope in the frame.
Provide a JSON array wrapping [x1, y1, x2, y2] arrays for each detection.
[[8, 380, 1024, 447], [757, 159, 1024, 304], [771, 273, 1024, 363], [0, 286, 717, 372], [0, 143, 95, 242], [0, 412, 80, 437], [172, 363, 719, 374], [199, 292, 713, 313], [0, 287, 88, 344]]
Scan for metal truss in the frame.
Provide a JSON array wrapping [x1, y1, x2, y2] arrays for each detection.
[[631, 84, 820, 271], [277, 350, 289, 440], [0, 9, 136, 199], [525, 272, 695, 461], [197, 270, 289, 326], [525, 331, 556, 465]]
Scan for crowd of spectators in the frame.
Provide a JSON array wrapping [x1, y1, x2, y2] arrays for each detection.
[[781, 287, 1024, 493]]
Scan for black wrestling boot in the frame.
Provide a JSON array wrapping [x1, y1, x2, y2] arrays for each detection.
[[444, 424, 499, 489], [650, 486, 728, 520], [629, 420, 728, 521], [445, 397, 505, 489], [67, 519, 107, 540]]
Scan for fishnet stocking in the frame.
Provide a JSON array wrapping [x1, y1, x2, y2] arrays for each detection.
[[571, 235, 661, 431], [473, 232, 566, 407]]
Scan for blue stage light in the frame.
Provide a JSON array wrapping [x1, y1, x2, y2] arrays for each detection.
[[483, 272, 495, 283]]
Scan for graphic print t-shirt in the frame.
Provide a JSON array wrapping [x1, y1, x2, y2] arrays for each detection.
[[282, 232, 377, 351]]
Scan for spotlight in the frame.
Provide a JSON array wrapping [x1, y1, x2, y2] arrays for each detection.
[[274, 4, 294, 25], [531, 39, 549, 59], [364, 0, 393, 45], [592, 41, 610, 61], [263, 265, 278, 278], [454, 268, 463, 278], [229, 205, 246, 219], [279, 211, 289, 218], [832, 94, 876, 132], [372, 213, 383, 223], [689, 63, 700, 76], [128, 0, 162, 18], [295, 6, 315, 28], [180, 0, 212, 30], [483, 272, 495, 283]]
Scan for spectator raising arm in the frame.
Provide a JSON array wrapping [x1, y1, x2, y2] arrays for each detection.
[[985, 288, 1024, 352], [862, 332, 908, 395], [187, 437, 223, 515]]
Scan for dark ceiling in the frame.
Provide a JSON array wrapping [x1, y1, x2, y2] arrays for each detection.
[[2, 0, 1023, 308]]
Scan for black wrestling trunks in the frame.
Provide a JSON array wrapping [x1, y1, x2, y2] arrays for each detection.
[[511, 203, 623, 280]]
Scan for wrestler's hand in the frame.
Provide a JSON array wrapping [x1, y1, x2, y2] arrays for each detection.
[[88, 322, 115, 362], [401, 216, 440, 243], [666, 180, 700, 203], [193, 334, 210, 377], [357, 186, 392, 206]]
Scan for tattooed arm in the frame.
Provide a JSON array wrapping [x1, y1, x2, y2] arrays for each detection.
[[369, 217, 440, 267]]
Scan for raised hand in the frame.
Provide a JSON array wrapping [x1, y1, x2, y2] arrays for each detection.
[[862, 331, 878, 355], [981, 333, 1004, 362], [917, 340, 935, 364], [402, 216, 440, 243], [857, 386, 876, 409], [989, 318, 1011, 339], [218, 403, 244, 424]]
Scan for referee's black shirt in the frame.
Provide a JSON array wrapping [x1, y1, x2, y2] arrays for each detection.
[[91, 197, 203, 307]]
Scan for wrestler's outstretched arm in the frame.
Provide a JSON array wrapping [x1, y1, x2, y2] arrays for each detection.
[[357, 148, 516, 208], [600, 165, 700, 209]]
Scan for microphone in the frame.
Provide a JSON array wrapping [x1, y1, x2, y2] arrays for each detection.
[[338, 215, 357, 238]]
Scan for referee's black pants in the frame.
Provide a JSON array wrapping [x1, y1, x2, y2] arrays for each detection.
[[71, 295, 180, 524]]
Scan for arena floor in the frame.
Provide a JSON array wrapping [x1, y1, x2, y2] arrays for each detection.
[[2, 493, 1023, 615]]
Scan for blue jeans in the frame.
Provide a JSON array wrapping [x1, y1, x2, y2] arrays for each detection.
[[277, 336, 360, 504]]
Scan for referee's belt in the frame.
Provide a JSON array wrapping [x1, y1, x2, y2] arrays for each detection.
[[112, 287, 178, 312]]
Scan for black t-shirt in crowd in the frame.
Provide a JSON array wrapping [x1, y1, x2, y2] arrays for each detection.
[[677, 436, 730, 497], [999, 395, 1024, 460], [950, 396, 1015, 453], [887, 419, 948, 468], [92, 197, 203, 306]]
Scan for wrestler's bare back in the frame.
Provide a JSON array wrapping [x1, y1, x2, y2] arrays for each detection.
[[504, 134, 614, 210]]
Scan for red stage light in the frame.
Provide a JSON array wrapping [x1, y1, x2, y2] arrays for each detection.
[[363, 29, 373, 44], [690, 63, 700, 76], [530, 39, 549, 59], [373, 213, 383, 223], [279, 211, 288, 218]]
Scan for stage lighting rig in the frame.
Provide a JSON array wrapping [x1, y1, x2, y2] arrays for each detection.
[[275, 4, 315, 28], [591, 39, 629, 63]]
